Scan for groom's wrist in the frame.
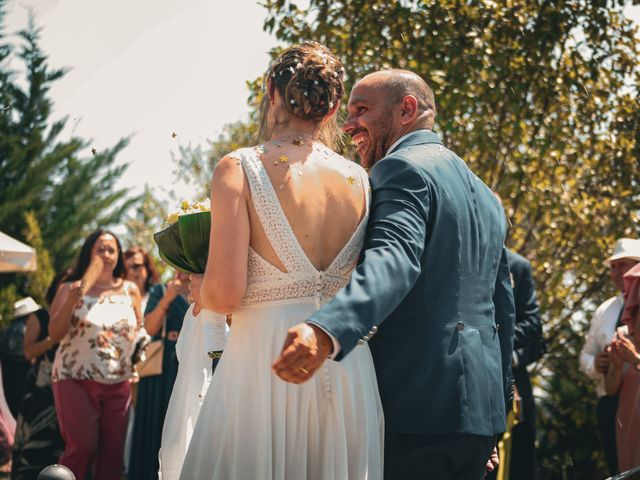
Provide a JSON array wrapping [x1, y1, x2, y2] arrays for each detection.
[[307, 322, 341, 359]]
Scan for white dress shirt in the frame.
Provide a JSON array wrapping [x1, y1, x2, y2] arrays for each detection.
[[579, 295, 624, 397]]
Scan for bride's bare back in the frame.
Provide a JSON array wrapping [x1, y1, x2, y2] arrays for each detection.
[[202, 138, 368, 312], [248, 139, 367, 272]]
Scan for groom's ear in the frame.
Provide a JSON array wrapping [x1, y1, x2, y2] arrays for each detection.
[[399, 95, 419, 125]]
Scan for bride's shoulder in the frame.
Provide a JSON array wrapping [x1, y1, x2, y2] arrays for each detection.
[[317, 146, 367, 175], [211, 149, 253, 190]]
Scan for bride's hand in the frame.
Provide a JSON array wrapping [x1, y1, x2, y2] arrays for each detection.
[[272, 323, 333, 384], [188, 274, 204, 315]]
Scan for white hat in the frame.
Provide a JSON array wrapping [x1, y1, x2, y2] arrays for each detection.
[[13, 297, 41, 318], [604, 238, 640, 266]]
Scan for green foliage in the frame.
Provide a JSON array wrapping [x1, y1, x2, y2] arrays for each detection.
[[123, 185, 167, 251], [0, 5, 138, 301], [21, 211, 54, 307], [0, 283, 17, 327], [172, 120, 260, 196]]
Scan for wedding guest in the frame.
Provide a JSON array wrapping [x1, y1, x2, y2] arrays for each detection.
[[128, 271, 189, 480], [0, 301, 33, 417], [605, 262, 640, 472], [580, 237, 640, 475], [124, 246, 160, 313], [11, 271, 69, 480], [122, 246, 160, 473], [49, 229, 142, 480], [489, 249, 545, 480], [0, 363, 14, 470]]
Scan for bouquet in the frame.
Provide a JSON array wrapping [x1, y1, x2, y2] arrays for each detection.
[[154, 198, 212, 274], [154, 198, 228, 359]]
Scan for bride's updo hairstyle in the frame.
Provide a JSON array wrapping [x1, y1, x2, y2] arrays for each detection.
[[259, 41, 345, 149]]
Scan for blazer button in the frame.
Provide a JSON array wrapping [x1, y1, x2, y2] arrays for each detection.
[[371, 326, 378, 333], [456, 321, 465, 332]]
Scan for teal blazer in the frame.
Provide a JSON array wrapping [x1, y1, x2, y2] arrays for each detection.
[[309, 130, 515, 436]]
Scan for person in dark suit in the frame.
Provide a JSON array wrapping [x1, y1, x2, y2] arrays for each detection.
[[488, 249, 545, 480], [273, 69, 516, 480]]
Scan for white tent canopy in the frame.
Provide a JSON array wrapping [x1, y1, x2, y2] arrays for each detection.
[[0, 231, 37, 272]]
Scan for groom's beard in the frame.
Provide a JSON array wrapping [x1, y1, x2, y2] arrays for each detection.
[[363, 116, 395, 168]]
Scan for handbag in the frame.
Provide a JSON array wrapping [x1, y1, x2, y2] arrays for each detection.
[[135, 290, 167, 378], [136, 336, 163, 378]]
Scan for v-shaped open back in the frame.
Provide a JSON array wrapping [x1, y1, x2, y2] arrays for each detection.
[[230, 147, 370, 307], [235, 147, 369, 274]]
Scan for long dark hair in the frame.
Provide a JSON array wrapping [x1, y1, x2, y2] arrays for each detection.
[[66, 229, 126, 282], [123, 246, 160, 294], [45, 268, 72, 305]]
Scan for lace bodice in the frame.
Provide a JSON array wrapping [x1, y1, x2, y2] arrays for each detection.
[[230, 146, 370, 307]]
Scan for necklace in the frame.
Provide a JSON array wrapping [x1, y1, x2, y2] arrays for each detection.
[[269, 132, 317, 143]]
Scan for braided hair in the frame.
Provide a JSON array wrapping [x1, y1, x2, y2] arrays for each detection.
[[259, 42, 345, 148]]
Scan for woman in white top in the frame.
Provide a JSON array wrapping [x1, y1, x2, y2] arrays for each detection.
[[168, 42, 384, 479], [49, 229, 142, 480]]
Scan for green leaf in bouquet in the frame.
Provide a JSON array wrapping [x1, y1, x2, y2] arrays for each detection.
[[178, 211, 211, 274], [153, 222, 197, 273]]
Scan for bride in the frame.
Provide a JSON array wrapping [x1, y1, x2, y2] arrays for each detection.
[[176, 42, 383, 479]]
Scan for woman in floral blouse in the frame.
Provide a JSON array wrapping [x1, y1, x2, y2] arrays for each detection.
[[49, 229, 142, 480]]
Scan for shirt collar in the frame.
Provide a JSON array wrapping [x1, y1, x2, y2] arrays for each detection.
[[385, 129, 432, 156]]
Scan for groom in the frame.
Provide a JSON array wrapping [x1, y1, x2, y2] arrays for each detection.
[[273, 69, 515, 479]]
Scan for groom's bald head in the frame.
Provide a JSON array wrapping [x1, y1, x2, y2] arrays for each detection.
[[343, 69, 437, 167], [361, 69, 436, 129]]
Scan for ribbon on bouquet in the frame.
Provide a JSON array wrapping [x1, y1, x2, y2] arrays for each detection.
[[199, 309, 229, 360]]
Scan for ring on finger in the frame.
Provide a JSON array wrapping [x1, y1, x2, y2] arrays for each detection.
[[300, 367, 309, 374]]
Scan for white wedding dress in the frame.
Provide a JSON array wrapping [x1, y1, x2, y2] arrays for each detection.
[[178, 147, 384, 479], [159, 305, 213, 479]]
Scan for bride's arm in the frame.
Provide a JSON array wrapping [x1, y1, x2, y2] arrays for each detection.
[[200, 155, 250, 313]]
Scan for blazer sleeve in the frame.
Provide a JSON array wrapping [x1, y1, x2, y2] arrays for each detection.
[[495, 247, 516, 403], [307, 156, 430, 360], [512, 258, 545, 367]]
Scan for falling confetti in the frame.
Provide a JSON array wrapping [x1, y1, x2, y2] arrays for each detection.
[[91, 148, 97, 156], [279, 155, 289, 163], [171, 132, 177, 139], [347, 176, 356, 185], [292, 138, 305, 146]]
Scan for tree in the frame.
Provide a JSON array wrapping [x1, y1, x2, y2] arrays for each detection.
[[0, 3, 138, 316], [21, 210, 54, 306], [260, 1, 640, 478]]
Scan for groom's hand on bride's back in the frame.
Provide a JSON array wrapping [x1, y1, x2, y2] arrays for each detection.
[[272, 323, 333, 383]]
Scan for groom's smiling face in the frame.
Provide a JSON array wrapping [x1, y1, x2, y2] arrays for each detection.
[[343, 79, 397, 168]]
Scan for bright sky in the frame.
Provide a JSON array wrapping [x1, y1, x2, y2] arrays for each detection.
[[5, 1, 640, 211], [5, 0, 279, 205]]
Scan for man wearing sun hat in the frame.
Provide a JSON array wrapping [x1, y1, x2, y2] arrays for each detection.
[[579, 237, 640, 475]]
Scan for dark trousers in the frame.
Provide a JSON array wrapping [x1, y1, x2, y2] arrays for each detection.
[[596, 395, 619, 476], [385, 432, 496, 480]]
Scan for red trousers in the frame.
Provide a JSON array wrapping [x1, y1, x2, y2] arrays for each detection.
[[53, 379, 131, 480]]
